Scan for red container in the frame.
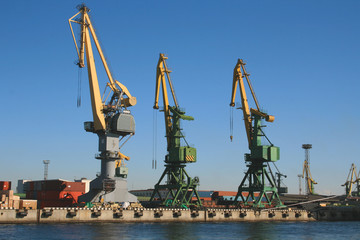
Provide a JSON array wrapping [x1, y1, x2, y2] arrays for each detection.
[[26, 190, 38, 199], [62, 182, 85, 192], [44, 180, 66, 191], [39, 180, 85, 192], [37, 191, 59, 201], [29, 182, 34, 191], [0, 181, 11, 190], [37, 190, 85, 201]]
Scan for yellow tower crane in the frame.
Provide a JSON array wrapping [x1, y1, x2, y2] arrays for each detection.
[[301, 144, 317, 195], [342, 163, 359, 197]]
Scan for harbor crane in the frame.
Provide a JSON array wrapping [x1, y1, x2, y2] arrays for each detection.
[[302, 144, 317, 195], [150, 54, 201, 207], [342, 163, 359, 197], [69, 5, 137, 203], [230, 59, 283, 208]]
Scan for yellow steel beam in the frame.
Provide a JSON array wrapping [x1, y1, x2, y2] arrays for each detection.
[[154, 53, 173, 150], [83, 23, 106, 131], [230, 59, 252, 148]]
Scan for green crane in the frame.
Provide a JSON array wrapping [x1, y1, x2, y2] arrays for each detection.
[[230, 59, 284, 208], [149, 54, 201, 208]]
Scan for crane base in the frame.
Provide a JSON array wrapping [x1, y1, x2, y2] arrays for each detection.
[[234, 162, 284, 208], [78, 177, 137, 203]]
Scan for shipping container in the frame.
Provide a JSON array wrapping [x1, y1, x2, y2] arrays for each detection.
[[211, 191, 237, 200], [20, 199, 37, 209], [26, 191, 38, 200], [29, 180, 86, 192], [29, 182, 34, 191], [197, 190, 214, 198], [63, 182, 85, 192], [36, 190, 85, 201], [0, 181, 11, 190], [34, 181, 42, 191]]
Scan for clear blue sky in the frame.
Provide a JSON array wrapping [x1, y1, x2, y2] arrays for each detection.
[[0, 0, 359, 195]]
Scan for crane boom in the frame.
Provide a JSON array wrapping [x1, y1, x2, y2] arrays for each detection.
[[230, 59, 252, 147], [154, 54, 172, 149], [68, 5, 137, 204], [230, 59, 274, 149], [69, 5, 136, 132]]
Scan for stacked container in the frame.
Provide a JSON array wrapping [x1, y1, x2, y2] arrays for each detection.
[[25, 180, 85, 208], [0, 181, 11, 191]]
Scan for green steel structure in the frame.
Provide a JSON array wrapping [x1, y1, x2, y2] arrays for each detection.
[[150, 54, 201, 208], [235, 114, 283, 208], [230, 59, 284, 208]]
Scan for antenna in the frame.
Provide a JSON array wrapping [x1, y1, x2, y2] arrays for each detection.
[[43, 160, 50, 180]]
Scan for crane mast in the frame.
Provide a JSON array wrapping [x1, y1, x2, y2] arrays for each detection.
[[150, 53, 201, 208], [69, 5, 137, 203], [230, 59, 283, 208]]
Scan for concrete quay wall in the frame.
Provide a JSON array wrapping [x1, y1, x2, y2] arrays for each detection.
[[314, 206, 360, 221], [0, 208, 314, 224]]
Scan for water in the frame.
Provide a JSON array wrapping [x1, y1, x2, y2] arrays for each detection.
[[0, 222, 360, 240]]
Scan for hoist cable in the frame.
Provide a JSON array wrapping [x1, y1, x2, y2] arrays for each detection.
[[230, 106, 234, 141], [152, 109, 158, 169], [77, 68, 82, 107]]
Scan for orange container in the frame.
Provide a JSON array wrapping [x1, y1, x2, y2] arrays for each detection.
[[0, 181, 11, 190]]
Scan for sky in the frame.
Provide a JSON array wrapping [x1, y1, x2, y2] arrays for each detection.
[[0, 0, 359, 196]]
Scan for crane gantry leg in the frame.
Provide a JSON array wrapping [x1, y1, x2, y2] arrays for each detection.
[[235, 161, 282, 208], [150, 163, 201, 207]]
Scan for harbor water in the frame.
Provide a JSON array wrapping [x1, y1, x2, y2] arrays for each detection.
[[1, 221, 360, 240]]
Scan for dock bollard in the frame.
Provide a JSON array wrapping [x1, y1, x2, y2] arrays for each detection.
[[268, 212, 275, 218], [42, 209, 53, 217], [224, 211, 232, 217], [208, 211, 216, 217], [134, 210, 143, 217], [191, 211, 199, 217], [154, 210, 163, 217], [173, 210, 181, 217], [113, 210, 123, 218], [67, 209, 77, 217], [16, 209, 28, 217], [92, 209, 101, 217], [239, 211, 247, 218]]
